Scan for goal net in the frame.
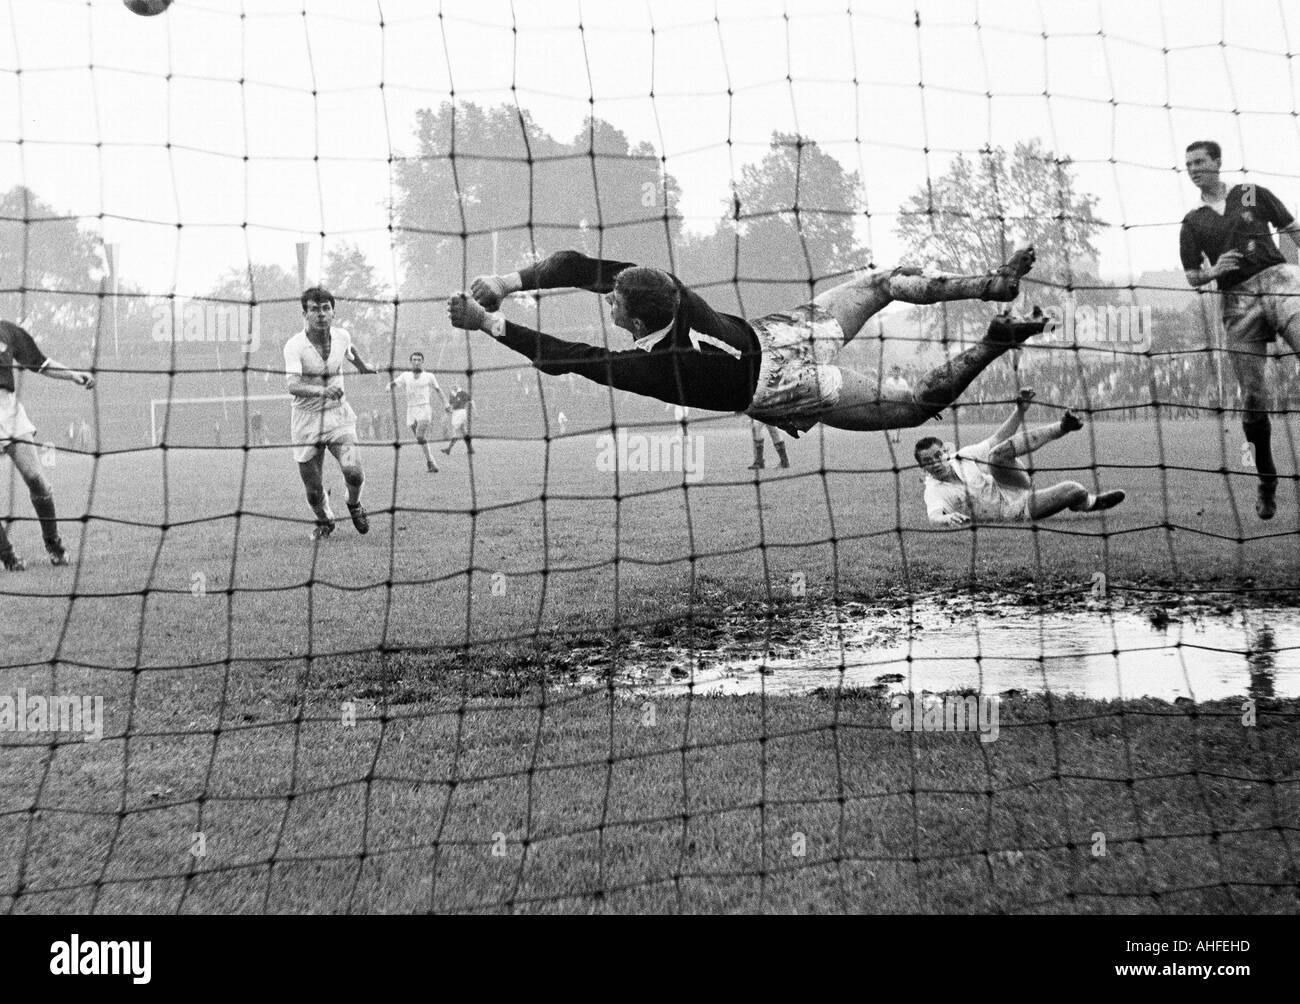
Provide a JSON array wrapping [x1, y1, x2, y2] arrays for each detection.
[[1, 0, 1295, 917]]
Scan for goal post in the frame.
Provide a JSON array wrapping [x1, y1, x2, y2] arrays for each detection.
[[149, 394, 287, 448]]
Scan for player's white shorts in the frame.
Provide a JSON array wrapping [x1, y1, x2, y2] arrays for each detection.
[[290, 401, 358, 463], [970, 488, 1031, 523], [450, 407, 469, 436], [744, 303, 845, 435], [407, 406, 434, 436], [0, 390, 37, 448]]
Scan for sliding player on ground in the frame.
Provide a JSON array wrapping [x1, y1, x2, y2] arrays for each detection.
[[0, 319, 95, 569], [447, 248, 1046, 438], [1181, 139, 1300, 520], [389, 351, 445, 472], [915, 390, 1126, 525], [284, 287, 377, 540]]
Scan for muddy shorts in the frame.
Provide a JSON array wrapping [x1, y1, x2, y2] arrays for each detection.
[[743, 304, 845, 436], [1221, 263, 1300, 346]]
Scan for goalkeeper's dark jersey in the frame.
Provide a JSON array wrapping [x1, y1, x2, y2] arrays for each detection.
[[495, 251, 762, 412], [448, 389, 472, 410], [0, 321, 49, 394]]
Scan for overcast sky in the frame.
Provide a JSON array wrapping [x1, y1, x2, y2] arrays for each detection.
[[3, 0, 1298, 295]]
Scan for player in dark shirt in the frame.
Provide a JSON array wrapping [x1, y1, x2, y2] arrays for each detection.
[[0, 320, 96, 569], [447, 248, 1046, 439], [441, 386, 476, 456], [1180, 139, 1300, 519]]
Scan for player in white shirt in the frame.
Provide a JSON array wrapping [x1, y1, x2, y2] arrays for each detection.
[[389, 351, 446, 472], [283, 287, 378, 540], [882, 365, 912, 444], [914, 390, 1126, 525]]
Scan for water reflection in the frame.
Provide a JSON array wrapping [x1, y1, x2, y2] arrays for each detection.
[[1247, 622, 1276, 700], [597, 601, 1300, 701]]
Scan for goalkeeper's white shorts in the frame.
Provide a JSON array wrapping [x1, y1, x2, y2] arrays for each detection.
[[450, 408, 469, 435], [0, 390, 37, 448], [290, 400, 358, 462]]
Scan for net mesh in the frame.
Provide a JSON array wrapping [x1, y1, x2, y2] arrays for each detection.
[[1, 0, 1297, 914]]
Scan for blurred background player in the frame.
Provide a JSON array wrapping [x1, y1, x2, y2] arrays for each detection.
[[249, 410, 267, 447], [914, 389, 1125, 525], [0, 318, 95, 568], [441, 385, 475, 456], [748, 420, 789, 470], [556, 410, 568, 436], [283, 287, 378, 539], [882, 365, 912, 444], [389, 351, 446, 472], [1180, 139, 1300, 520]]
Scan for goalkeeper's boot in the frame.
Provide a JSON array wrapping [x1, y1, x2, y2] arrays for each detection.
[[984, 306, 1050, 347], [1060, 411, 1084, 433], [748, 442, 765, 470], [45, 537, 70, 567], [980, 246, 1037, 301], [309, 519, 336, 541], [1, 548, 25, 572], [347, 502, 370, 535], [1257, 480, 1278, 521], [775, 442, 790, 469], [426, 459, 440, 473], [1087, 490, 1127, 512]]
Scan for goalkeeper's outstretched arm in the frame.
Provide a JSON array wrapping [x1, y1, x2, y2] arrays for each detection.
[[470, 250, 638, 309]]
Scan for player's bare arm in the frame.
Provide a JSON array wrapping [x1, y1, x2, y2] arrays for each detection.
[[287, 378, 343, 401], [37, 358, 95, 389], [347, 345, 377, 375]]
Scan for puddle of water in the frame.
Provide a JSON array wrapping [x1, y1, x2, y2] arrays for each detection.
[[594, 600, 1299, 701]]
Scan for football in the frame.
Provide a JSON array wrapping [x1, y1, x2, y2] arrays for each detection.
[[123, 0, 173, 15]]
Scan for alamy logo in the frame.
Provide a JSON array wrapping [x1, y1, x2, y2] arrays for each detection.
[[50, 935, 151, 984], [890, 692, 1000, 743], [150, 299, 260, 352], [0, 690, 104, 742], [594, 429, 705, 483], [1041, 297, 1151, 352]]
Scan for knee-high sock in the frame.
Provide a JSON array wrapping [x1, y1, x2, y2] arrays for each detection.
[[1244, 416, 1278, 487], [887, 272, 992, 304], [913, 341, 1005, 416], [29, 489, 60, 546], [343, 468, 364, 505]]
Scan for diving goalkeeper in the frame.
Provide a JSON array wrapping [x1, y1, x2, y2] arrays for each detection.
[[446, 249, 1047, 437]]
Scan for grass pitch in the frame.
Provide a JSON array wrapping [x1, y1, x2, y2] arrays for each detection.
[[2, 415, 1298, 912]]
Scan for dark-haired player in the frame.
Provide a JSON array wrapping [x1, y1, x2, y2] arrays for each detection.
[[283, 287, 377, 539], [0, 319, 95, 570], [915, 390, 1126, 525], [389, 351, 445, 472], [441, 386, 475, 456], [447, 248, 1046, 439], [1180, 139, 1300, 519]]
